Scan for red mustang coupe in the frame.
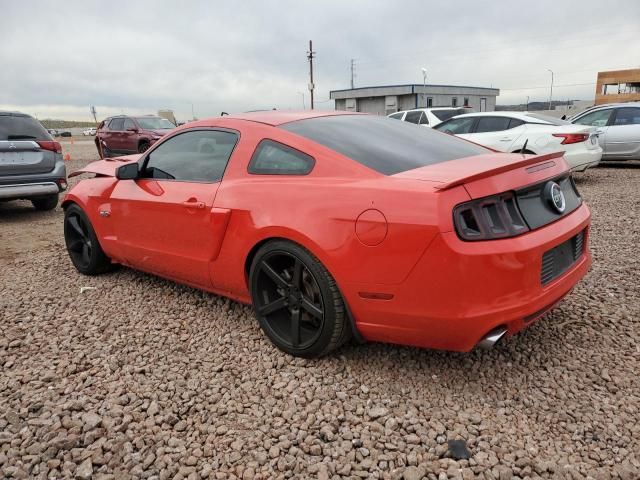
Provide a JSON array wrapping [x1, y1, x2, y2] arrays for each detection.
[[63, 111, 591, 357]]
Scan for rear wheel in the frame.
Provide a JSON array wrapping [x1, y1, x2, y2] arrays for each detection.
[[138, 141, 150, 153], [64, 204, 114, 275], [249, 240, 349, 358], [31, 194, 58, 211]]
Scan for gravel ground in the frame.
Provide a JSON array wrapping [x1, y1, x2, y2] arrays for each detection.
[[1, 140, 639, 480]]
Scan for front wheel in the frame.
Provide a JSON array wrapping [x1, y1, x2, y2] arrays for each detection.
[[249, 240, 350, 358], [64, 204, 114, 275], [138, 141, 150, 153]]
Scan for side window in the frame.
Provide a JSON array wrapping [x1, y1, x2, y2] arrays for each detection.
[[573, 109, 612, 127], [418, 112, 429, 125], [404, 111, 422, 124], [612, 107, 640, 126], [249, 139, 314, 175], [142, 130, 238, 182], [508, 118, 525, 129], [436, 117, 475, 134], [389, 112, 404, 120], [109, 118, 124, 131], [475, 117, 512, 133], [122, 118, 135, 131]]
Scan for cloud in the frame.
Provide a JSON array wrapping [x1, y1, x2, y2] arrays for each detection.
[[1, 0, 638, 120]]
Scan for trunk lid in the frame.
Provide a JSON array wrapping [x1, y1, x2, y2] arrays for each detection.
[[393, 151, 569, 199], [0, 140, 56, 176]]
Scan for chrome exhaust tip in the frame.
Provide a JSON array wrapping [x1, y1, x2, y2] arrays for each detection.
[[477, 326, 508, 350]]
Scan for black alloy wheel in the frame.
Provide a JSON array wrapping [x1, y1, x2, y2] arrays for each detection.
[[250, 240, 350, 358], [64, 204, 113, 275]]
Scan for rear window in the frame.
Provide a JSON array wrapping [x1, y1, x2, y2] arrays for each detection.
[[431, 108, 471, 121], [0, 114, 51, 141], [280, 115, 489, 175]]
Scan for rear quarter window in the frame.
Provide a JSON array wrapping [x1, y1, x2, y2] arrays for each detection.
[[249, 139, 315, 175], [280, 115, 488, 175]]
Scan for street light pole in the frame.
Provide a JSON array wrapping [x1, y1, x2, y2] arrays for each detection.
[[547, 69, 554, 111], [421, 67, 427, 108]]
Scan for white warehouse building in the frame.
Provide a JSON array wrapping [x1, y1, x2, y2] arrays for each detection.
[[330, 84, 500, 116]]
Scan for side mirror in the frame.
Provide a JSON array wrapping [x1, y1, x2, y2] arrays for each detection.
[[116, 162, 139, 180]]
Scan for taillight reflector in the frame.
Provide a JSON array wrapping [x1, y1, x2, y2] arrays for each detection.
[[37, 141, 62, 153], [552, 133, 589, 145]]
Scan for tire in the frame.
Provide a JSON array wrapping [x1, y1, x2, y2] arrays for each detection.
[[138, 141, 150, 154], [249, 240, 348, 358], [64, 204, 114, 275], [32, 194, 59, 211]]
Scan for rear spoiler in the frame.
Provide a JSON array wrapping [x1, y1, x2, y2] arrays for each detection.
[[434, 151, 565, 191]]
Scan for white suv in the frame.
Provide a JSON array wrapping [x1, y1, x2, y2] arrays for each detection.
[[388, 107, 473, 128]]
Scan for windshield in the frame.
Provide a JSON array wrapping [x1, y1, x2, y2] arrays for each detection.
[[134, 117, 175, 130], [281, 115, 488, 175], [524, 113, 570, 125], [431, 108, 471, 121]]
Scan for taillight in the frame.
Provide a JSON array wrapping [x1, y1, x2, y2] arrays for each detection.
[[453, 192, 529, 241], [552, 133, 589, 145], [37, 141, 62, 153]]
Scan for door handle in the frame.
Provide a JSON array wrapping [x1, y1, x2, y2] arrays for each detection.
[[499, 137, 512, 142], [182, 200, 205, 209]]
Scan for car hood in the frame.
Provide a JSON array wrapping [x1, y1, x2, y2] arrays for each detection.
[[148, 129, 173, 136], [68, 154, 141, 178]]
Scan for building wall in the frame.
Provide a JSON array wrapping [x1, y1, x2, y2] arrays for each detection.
[[595, 69, 640, 105], [330, 85, 499, 115]]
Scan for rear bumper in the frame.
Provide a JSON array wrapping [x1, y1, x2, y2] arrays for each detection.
[[564, 147, 602, 171], [344, 203, 592, 352], [0, 160, 67, 200], [0, 182, 61, 199]]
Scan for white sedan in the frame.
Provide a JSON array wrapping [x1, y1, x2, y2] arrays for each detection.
[[433, 112, 602, 171], [82, 127, 97, 136], [388, 107, 472, 128]]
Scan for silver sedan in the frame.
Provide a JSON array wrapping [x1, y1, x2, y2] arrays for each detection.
[[570, 102, 640, 160]]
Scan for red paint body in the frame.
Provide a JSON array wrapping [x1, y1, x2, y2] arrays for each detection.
[[64, 111, 591, 352]]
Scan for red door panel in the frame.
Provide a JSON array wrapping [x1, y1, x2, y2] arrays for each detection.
[[110, 179, 220, 286]]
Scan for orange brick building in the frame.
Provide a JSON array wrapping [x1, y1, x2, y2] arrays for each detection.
[[595, 69, 640, 105]]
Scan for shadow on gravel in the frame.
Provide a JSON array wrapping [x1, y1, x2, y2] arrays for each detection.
[[0, 200, 61, 224], [595, 160, 640, 169]]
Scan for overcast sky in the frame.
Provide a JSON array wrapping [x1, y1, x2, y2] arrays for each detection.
[[1, 0, 638, 121]]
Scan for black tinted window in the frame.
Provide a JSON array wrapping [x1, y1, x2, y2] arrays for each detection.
[[431, 108, 469, 121], [0, 114, 51, 141], [404, 111, 422, 124], [109, 118, 124, 131], [508, 118, 525, 129], [613, 107, 640, 126], [143, 130, 238, 182], [249, 140, 314, 175], [434, 117, 476, 134], [475, 117, 512, 133], [281, 115, 488, 175], [388, 112, 404, 120]]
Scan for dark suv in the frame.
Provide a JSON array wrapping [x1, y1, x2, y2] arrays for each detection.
[[95, 115, 175, 158], [0, 111, 67, 210]]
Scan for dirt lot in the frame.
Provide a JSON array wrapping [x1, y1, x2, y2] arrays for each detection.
[[1, 140, 639, 480]]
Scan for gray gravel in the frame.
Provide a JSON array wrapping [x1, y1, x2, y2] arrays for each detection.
[[1, 141, 639, 479]]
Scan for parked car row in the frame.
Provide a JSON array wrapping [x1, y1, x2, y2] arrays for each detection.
[[390, 102, 640, 171]]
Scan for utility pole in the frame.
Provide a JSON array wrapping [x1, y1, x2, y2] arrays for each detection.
[[547, 69, 554, 111], [525, 96, 529, 111], [307, 40, 315, 110], [350, 59, 356, 89]]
